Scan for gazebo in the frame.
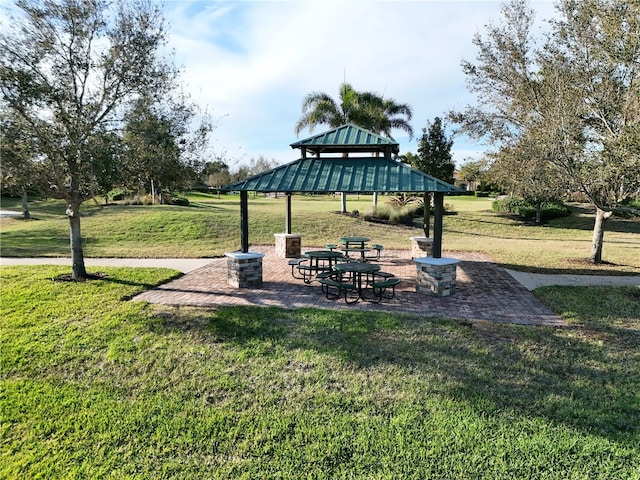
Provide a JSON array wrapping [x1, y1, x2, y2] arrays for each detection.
[[221, 124, 461, 295]]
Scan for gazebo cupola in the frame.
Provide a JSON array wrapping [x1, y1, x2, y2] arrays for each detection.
[[291, 123, 399, 159]]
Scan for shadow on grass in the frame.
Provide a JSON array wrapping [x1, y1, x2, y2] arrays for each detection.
[[451, 206, 639, 236], [0, 228, 70, 256], [153, 304, 639, 447], [99, 271, 185, 299], [545, 205, 640, 234]]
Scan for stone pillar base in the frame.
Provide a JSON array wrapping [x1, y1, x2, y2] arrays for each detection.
[[274, 233, 302, 258], [413, 257, 459, 297], [225, 252, 265, 288], [410, 236, 434, 259]]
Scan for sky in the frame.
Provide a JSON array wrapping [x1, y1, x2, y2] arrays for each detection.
[[163, 0, 557, 171]]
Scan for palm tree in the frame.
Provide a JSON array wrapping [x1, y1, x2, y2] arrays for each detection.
[[294, 83, 413, 140], [295, 83, 414, 212]]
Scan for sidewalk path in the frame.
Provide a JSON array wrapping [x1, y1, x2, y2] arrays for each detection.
[[0, 210, 22, 217], [0, 257, 213, 273], [505, 269, 640, 290], [3, 256, 637, 288]]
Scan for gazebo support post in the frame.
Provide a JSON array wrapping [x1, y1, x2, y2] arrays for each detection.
[[240, 190, 249, 253], [274, 193, 302, 258], [285, 193, 292, 234], [225, 190, 264, 288], [433, 192, 444, 258], [423, 192, 431, 238], [414, 192, 459, 297]]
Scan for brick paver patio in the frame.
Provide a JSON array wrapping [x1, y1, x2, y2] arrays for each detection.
[[133, 247, 565, 326]]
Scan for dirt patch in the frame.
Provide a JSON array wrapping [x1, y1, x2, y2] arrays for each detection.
[[53, 272, 108, 282]]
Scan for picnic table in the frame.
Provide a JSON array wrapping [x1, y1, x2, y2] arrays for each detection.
[[339, 236, 371, 262], [293, 250, 344, 283], [334, 261, 380, 300]]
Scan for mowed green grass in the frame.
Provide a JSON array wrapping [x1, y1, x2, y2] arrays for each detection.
[[1, 193, 639, 274], [1, 265, 639, 478]]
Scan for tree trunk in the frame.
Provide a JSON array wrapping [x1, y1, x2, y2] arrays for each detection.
[[67, 202, 87, 279], [341, 192, 347, 213], [21, 189, 30, 220], [590, 207, 612, 264], [535, 202, 542, 224], [373, 192, 378, 207]]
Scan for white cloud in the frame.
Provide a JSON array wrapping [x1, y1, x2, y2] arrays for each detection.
[[164, 0, 557, 169]]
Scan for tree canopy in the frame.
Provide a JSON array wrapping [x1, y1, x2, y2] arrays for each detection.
[[411, 117, 455, 185], [295, 82, 413, 140]]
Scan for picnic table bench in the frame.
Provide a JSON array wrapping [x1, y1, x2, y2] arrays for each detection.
[[319, 277, 359, 303], [319, 268, 400, 304], [338, 237, 384, 262], [289, 250, 344, 283]]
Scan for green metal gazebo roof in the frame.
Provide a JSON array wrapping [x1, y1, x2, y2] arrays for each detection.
[[223, 156, 458, 193], [222, 124, 457, 256], [290, 123, 400, 156]]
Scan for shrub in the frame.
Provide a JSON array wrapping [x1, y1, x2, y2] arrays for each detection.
[[363, 205, 414, 225], [169, 197, 190, 207], [492, 198, 570, 221], [407, 201, 454, 217], [389, 206, 415, 226], [538, 200, 571, 220], [365, 201, 455, 226], [363, 206, 391, 222], [492, 198, 529, 214], [386, 194, 420, 208], [123, 195, 143, 205]]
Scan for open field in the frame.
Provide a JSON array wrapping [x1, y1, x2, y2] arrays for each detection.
[[1, 265, 638, 478], [1, 193, 638, 274]]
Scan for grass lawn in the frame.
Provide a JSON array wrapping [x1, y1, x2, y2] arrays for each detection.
[[1, 193, 639, 275], [1, 265, 639, 478], [1, 192, 639, 476]]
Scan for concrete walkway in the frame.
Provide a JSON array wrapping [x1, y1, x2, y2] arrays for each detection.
[[0, 257, 213, 273], [2, 256, 637, 288], [505, 269, 640, 291], [0, 210, 22, 217]]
